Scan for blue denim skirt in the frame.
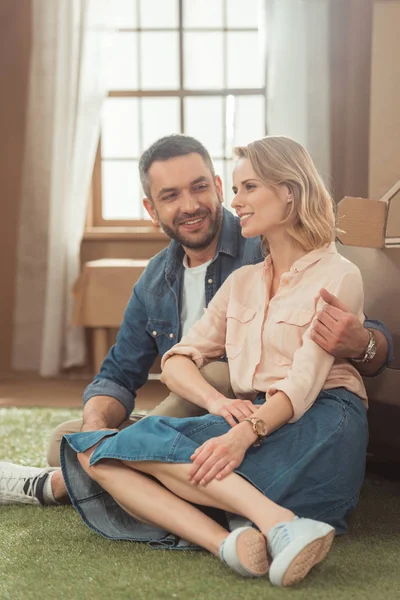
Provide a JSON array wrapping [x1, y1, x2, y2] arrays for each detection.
[[61, 387, 368, 547]]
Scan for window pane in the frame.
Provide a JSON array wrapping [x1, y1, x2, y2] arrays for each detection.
[[184, 97, 224, 156], [102, 98, 139, 158], [227, 32, 264, 88], [211, 159, 226, 204], [96, 0, 137, 29], [105, 32, 138, 90], [184, 33, 223, 89], [102, 161, 143, 220], [211, 159, 235, 209], [140, 0, 179, 28], [227, 0, 259, 28], [212, 159, 224, 181], [141, 32, 179, 89], [141, 98, 180, 151], [224, 160, 236, 208], [183, 0, 223, 28], [233, 95, 265, 147]]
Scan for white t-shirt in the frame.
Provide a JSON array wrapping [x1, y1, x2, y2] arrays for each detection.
[[180, 256, 212, 337]]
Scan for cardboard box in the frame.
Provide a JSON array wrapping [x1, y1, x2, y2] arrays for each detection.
[[72, 259, 149, 327], [337, 180, 400, 249], [72, 259, 152, 374]]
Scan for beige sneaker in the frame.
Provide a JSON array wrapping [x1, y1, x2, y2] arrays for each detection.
[[219, 526, 269, 577], [267, 517, 335, 587]]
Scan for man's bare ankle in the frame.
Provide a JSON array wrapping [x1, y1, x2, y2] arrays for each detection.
[[50, 469, 70, 504]]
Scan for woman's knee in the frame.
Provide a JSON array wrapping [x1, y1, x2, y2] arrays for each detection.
[[77, 445, 105, 479], [77, 448, 94, 475]]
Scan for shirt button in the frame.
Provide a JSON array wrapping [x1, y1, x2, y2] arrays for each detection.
[[169, 333, 175, 339], [152, 330, 157, 336], [207, 278, 213, 284]]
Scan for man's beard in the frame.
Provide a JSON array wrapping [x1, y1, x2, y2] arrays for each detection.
[[157, 199, 223, 250]]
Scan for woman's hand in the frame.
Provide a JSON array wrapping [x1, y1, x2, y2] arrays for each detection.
[[207, 396, 257, 427], [188, 423, 257, 486]]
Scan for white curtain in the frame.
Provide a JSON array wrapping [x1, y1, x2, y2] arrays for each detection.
[[261, 0, 331, 178], [12, 0, 112, 375]]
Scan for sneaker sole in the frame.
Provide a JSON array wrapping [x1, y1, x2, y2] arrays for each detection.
[[0, 495, 41, 506], [269, 527, 335, 587], [236, 528, 270, 577]]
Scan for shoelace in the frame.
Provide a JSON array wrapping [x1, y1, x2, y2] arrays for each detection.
[[0, 469, 23, 493], [268, 523, 292, 558], [23, 473, 46, 498], [0, 468, 42, 498]]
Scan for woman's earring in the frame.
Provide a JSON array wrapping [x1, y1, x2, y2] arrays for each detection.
[[287, 194, 293, 203]]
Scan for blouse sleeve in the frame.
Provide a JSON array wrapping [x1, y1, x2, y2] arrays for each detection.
[[161, 274, 232, 370], [268, 267, 364, 422]]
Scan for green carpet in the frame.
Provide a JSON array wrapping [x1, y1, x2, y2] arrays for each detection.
[[1, 407, 399, 600]]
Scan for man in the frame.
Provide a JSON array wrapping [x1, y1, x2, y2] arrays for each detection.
[[0, 134, 393, 507]]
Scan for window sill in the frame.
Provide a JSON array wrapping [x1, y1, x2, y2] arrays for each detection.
[[83, 227, 168, 241]]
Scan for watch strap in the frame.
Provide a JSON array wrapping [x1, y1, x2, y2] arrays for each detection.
[[351, 329, 377, 364]]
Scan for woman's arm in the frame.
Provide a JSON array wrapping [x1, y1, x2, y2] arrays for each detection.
[[188, 391, 294, 485], [270, 268, 364, 422], [161, 275, 256, 425], [160, 279, 231, 377], [162, 355, 256, 426], [161, 355, 225, 410]]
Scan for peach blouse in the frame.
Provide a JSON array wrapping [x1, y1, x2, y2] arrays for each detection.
[[161, 243, 367, 422]]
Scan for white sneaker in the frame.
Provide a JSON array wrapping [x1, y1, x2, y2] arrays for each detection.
[[267, 517, 335, 587], [219, 526, 269, 577], [0, 462, 58, 506]]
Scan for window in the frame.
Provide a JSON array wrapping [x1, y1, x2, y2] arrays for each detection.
[[92, 0, 266, 227]]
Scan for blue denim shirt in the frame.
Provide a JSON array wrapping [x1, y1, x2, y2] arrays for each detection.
[[84, 208, 393, 416]]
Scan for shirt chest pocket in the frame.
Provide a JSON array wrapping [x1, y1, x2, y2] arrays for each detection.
[[225, 301, 256, 360], [271, 307, 314, 361], [146, 320, 176, 354]]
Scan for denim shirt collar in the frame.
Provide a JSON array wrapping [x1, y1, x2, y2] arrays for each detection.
[[165, 207, 239, 280]]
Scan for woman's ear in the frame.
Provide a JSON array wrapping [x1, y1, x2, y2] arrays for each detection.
[[280, 184, 293, 203]]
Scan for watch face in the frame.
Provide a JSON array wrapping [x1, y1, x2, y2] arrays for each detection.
[[255, 420, 268, 437]]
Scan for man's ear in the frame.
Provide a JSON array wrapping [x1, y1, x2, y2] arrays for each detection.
[[214, 175, 224, 204], [143, 197, 159, 225]]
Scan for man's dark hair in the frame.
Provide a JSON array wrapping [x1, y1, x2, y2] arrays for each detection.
[[139, 134, 215, 200]]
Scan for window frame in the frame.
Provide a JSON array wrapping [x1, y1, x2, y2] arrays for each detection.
[[89, 0, 266, 230]]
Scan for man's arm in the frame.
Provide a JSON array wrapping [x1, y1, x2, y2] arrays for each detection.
[[82, 396, 127, 432], [81, 277, 158, 431], [310, 288, 392, 376]]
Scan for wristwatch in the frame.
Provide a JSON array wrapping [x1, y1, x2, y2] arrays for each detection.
[[351, 329, 377, 364], [243, 417, 269, 447]]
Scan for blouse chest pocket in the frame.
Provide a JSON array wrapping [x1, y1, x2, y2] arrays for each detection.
[[225, 301, 256, 359], [271, 307, 314, 361]]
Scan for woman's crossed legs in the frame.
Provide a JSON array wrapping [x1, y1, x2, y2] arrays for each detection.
[[77, 449, 334, 587]]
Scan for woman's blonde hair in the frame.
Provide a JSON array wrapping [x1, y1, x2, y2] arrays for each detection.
[[234, 136, 336, 252]]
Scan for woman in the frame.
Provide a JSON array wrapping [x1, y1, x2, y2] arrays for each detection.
[[61, 137, 368, 588]]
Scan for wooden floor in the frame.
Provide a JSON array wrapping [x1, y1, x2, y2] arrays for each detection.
[[0, 374, 168, 411]]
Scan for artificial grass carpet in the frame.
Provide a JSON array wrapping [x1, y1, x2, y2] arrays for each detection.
[[0, 407, 399, 600]]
